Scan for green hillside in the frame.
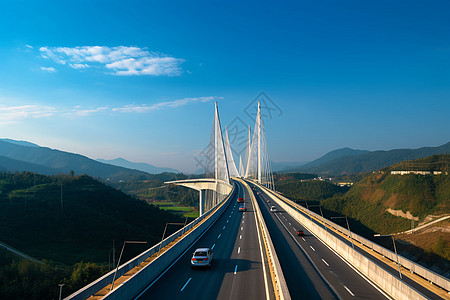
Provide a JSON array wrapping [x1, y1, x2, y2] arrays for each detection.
[[0, 172, 184, 265], [322, 154, 450, 234]]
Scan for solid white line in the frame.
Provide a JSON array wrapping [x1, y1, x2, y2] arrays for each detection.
[[246, 181, 270, 300], [322, 259, 329, 266], [270, 193, 392, 300], [238, 247, 241, 254], [344, 285, 355, 296], [211, 244, 215, 250], [310, 246, 316, 251], [134, 191, 234, 300], [234, 265, 238, 274], [180, 278, 192, 292], [218, 234, 221, 239]]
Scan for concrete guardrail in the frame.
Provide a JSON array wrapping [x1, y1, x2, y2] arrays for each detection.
[[66, 183, 236, 300], [266, 186, 450, 293], [254, 182, 431, 300], [237, 178, 291, 300]]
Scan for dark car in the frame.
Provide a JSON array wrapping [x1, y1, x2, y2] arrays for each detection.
[[297, 230, 304, 236]]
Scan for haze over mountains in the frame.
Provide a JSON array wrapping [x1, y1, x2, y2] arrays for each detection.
[[1, 138, 449, 178], [96, 157, 179, 174], [287, 142, 450, 175], [0, 139, 178, 180]]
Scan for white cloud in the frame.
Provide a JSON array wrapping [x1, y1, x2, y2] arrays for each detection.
[[41, 66, 56, 73], [40, 46, 184, 76], [69, 63, 89, 69], [0, 105, 57, 125], [64, 106, 109, 117], [112, 96, 219, 113], [26, 45, 34, 49]]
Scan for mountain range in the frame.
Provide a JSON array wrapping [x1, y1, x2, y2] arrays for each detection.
[[0, 139, 178, 180], [288, 142, 450, 175], [96, 157, 179, 174]]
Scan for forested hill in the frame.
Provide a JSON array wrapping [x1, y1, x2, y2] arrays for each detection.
[[322, 154, 450, 234], [290, 142, 450, 175], [0, 172, 184, 265]]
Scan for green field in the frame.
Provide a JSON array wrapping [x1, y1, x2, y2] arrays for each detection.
[[151, 201, 199, 218]]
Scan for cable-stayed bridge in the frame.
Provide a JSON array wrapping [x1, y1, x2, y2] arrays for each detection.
[[66, 102, 450, 300]]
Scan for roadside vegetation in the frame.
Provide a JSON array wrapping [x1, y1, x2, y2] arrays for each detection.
[[0, 171, 185, 299], [275, 155, 450, 276]]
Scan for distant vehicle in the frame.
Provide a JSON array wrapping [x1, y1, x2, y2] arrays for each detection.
[[191, 248, 213, 269], [239, 204, 246, 212], [297, 230, 304, 236], [237, 197, 244, 203], [270, 206, 277, 212]]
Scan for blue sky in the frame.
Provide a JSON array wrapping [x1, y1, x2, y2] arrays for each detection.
[[0, 0, 449, 172]]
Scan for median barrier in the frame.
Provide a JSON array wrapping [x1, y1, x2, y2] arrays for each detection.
[[236, 178, 291, 300], [252, 181, 430, 300]]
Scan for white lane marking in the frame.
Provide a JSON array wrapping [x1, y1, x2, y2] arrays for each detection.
[[234, 265, 238, 274], [180, 278, 192, 291], [301, 237, 305, 241], [322, 259, 329, 266], [223, 226, 226, 230], [242, 220, 245, 224], [211, 244, 215, 250], [241, 227, 243, 230], [227, 220, 229, 223], [310, 246, 316, 251], [344, 285, 355, 297], [238, 247, 241, 254], [217, 234, 221, 239], [293, 228, 296, 231], [289, 222, 292, 225], [240, 235, 242, 239]]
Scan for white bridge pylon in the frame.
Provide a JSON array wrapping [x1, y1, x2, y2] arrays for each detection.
[[166, 101, 273, 216], [244, 101, 275, 190]]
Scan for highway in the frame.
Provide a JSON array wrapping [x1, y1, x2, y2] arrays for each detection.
[[137, 181, 272, 300], [249, 181, 390, 300], [251, 182, 447, 300]]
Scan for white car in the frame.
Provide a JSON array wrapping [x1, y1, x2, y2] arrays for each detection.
[[191, 248, 213, 269], [270, 206, 277, 212]]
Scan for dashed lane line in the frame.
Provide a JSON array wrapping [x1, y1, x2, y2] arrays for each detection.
[[322, 259, 329, 266], [344, 285, 355, 297], [180, 278, 192, 292]]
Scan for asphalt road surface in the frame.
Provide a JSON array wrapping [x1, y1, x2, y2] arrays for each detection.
[[137, 181, 271, 300], [249, 181, 389, 300]]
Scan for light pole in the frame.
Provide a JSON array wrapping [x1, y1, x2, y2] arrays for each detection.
[[110, 241, 147, 291], [309, 205, 327, 231], [374, 234, 402, 279], [58, 283, 64, 300], [331, 216, 354, 249], [157, 223, 185, 256]]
